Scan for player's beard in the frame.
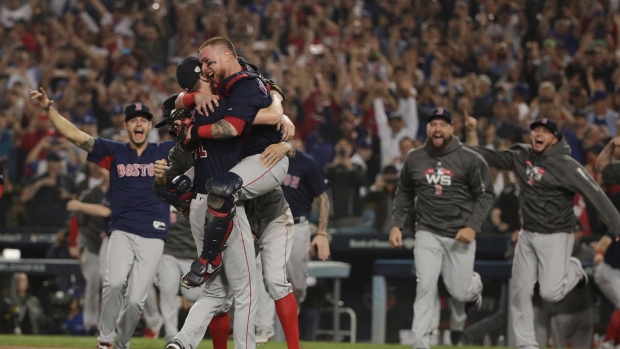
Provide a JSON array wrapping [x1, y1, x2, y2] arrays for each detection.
[[430, 134, 451, 152]]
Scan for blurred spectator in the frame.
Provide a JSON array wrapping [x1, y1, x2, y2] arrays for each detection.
[[325, 138, 366, 225], [372, 90, 417, 168], [588, 90, 619, 138], [9, 273, 47, 335], [490, 179, 521, 236], [20, 152, 77, 227], [100, 104, 125, 140], [366, 165, 403, 234]]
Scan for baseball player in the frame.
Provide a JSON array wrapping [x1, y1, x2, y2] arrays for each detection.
[[256, 148, 332, 343], [594, 137, 620, 347], [465, 115, 620, 349], [156, 57, 299, 349], [65, 167, 109, 335], [171, 52, 290, 289], [390, 108, 494, 349], [30, 88, 174, 349]]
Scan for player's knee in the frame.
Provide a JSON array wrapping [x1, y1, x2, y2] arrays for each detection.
[[539, 285, 564, 302], [206, 172, 243, 216]]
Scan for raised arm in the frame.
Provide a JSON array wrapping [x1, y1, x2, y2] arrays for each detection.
[[596, 136, 620, 173], [30, 88, 94, 152]]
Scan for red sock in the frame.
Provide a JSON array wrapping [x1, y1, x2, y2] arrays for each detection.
[[210, 312, 230, 349], [275, 293, 300, 349], [606, 308, 620, 342]]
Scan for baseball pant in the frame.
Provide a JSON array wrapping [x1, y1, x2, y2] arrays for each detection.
[[80, 247, 101, 330], [430, 294, 466, 335], [286, 220, 311, 304], [549, 309, 593, 348], [511, 230, 582, 349], [231, 154, 288, 200], [98, 237, 108, 282], [411, 230, 482, 349], [594, 261, 620, 308], [98, 230, 164, 349], [180, 198, 256, 349], [159, 254, 202, 342], [255, 209, 295, 332], [533, 303, 551, 347], [143, 286, 162, 332]]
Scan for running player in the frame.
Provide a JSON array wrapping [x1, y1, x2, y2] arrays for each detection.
[[465, 115, 620, 349], [30, 88, 173, 349], [390, 108, 494, 349]]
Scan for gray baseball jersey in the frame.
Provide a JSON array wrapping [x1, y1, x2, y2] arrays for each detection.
[[391, 137, 493, 349], [468, 138, 617, 348]]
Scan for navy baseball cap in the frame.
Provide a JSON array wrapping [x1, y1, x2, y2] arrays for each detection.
[[591, 90, 608, 103], [155, 94, 179, 128], [530, 117, 560, 138], [124, 102, 153, 122], [428, 107, 452, 124], [355, 137, 373, 149], [110, 103, 124, 115], [176, 56, 202, 91]]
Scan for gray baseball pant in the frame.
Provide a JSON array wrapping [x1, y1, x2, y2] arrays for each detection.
[[594, 261, 620, 308], [159, 254, 202, 342], [255, 209, 295, 332], [80, 247, 101, 329], [97, 230, 164, 349], [511, 230, 582, 349], [180, 199, 256, 349], [412, 230, 482, 349]]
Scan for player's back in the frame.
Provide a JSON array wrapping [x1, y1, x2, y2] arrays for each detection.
[[192, 99, 244, 195]]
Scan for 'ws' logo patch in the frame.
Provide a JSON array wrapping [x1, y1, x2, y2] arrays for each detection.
[[424, 162, 454, 195], [525, 160, 545, 185]]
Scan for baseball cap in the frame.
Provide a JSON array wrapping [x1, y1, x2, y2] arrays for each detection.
[[155, 94, 179, 128], [591, 90, 608, 103], [110, 103, 124, 115], [512, 83, 530, 98], [78, 114, 97, 126], [176, 56, 202, 91], [355, 137, 373, 149], [529, 117, 560, 138], [124, 102, 153, 122], [428, 107, 452, 124]]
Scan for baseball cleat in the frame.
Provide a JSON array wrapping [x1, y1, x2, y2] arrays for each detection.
[[166, 339, 184, 349], [256, 328, 275, 345], [97, 342, 113, 349], [571, 256, 588, 288]]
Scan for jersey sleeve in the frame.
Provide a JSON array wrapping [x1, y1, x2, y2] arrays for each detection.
[[87, 138, 124, 170], [226, 79, 273, 124], [307, 159, 331, 197]]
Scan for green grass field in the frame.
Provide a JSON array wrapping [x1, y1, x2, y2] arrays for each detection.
[[0, 335, 488, 349]]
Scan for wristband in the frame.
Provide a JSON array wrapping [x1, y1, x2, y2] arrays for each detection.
[[596, 250, 604, 257], [196, 125, 214, 139], [182, 92, 199, 108]]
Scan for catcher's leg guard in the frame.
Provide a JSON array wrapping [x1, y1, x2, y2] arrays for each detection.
[[181, 172, 242, 289]]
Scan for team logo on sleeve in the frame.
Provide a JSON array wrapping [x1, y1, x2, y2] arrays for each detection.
[[525, 160, 545, 185], [425, 162, 453, 195], [257, 80, 268, 95]]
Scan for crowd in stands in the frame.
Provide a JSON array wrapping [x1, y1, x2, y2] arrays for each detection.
[[0, 0, 619, 337]]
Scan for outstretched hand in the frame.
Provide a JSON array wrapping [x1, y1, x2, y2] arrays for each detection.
[[29, 88, 54, 110]]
